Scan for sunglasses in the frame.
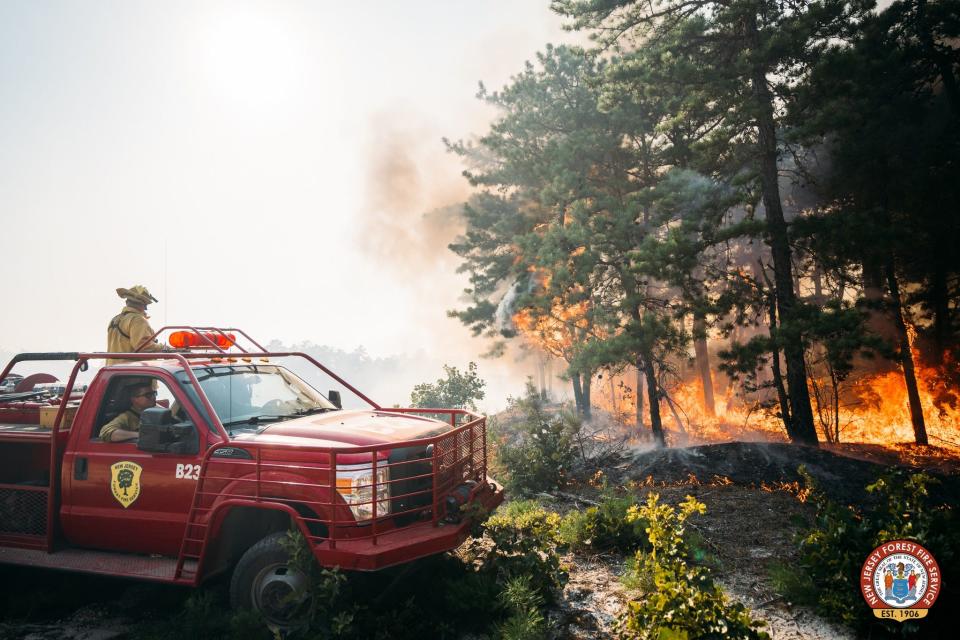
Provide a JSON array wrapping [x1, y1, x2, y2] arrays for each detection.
[[134, 390, 159, 399]]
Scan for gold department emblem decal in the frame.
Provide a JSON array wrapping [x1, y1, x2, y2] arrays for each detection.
[[110, 461, 142, 508], [861, 540, 941, 621]]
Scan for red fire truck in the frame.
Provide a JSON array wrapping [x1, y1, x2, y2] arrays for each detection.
[[0, 326, 502, 625]]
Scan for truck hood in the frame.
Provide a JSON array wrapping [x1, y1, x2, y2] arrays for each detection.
[[232, 409, 451, 448]]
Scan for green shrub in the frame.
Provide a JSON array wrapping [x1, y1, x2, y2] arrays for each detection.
[[559, 493, 649, 553], [281, 530, 358, 637], [410, 361, 486, 413], [448, 500, 568, 638], [769, 468, 868, 626], [468, 500, 568, 602], [265, 503, 567, 639], [140, 502, 571, 640], [283, 533, 496, 639], [439, 567, 502, 620], [492, 382, 581, 495], [774, 467, 957, 637], [617, 494, 768, 640], [495, 575, 548, 640]]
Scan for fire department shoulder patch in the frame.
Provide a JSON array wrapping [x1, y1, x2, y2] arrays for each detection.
[[110, 461, 142, 508], [861, 539, 941, 622]]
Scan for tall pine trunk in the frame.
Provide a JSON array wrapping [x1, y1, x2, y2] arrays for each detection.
[[537, 356, 548, 401], [917, 0, 960, 116], [747, 19, 818, 445], [641, 350, 666, 448], [572, 373, 584, 417], [767, 289, 794, 435], [581, 373, 592, 420], [635, 360, 645, 428], [885, 255, 929, 445], [862, 260, 896, 343], [875, 176, 928, 445], [693, 314, 716, 416], [609, 374, 617, 416]]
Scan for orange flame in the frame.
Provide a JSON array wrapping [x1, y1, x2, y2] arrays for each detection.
[[588, 361, 960, 454], [508, 272, 958, 456], [512, 266, 594, 358]]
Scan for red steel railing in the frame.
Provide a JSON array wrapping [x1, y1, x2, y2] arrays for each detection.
[[175, 409, 487, 577], [189, 409, 485, 538]]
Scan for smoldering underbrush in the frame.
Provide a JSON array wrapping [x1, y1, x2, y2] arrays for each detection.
[[489, 382, 630, 497]]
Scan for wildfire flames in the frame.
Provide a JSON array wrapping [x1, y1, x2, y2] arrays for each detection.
[[512, 308, 959, 454], [507, 254, 960, 454], [511, 272, 594, 360], [670, 367, 957, 449], [588, 362, 960, 453]]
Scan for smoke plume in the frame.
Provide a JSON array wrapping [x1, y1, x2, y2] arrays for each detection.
[[356, 115, 468, 275]]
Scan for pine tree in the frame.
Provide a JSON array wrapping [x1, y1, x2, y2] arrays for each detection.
[[551, 0, 881, 444], [788, 1, 960, 444]]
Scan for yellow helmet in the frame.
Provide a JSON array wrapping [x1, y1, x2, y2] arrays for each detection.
[[116, 285, 158, 306]]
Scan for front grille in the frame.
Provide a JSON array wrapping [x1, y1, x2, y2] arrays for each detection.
[[386, 422, 485, 526], [388, 446, 433, 522]]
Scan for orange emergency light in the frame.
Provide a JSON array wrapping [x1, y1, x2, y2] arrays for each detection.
[[169, 331, 236, 349]]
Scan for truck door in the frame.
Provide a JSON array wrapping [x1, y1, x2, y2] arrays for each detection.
[[60, 371, 208, 557]]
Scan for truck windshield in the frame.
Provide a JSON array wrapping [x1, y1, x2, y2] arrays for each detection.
[[176, 365, 336, 430]]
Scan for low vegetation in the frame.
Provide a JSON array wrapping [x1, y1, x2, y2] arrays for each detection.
[[197, 501, 567, 640], [617, 494, 768, 640], [139, 591, 268, 640], [490, 382, 583, 495], [468, 500, 568, 602], [558, 490, 649, 553], [772, 467, 957, 638]]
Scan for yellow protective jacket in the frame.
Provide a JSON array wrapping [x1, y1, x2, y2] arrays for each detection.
[[99, 409, 140, 442], [107, 306, 164, 365]]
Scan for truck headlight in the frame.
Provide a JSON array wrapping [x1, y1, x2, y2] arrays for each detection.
[[335, 463, 390, 522]]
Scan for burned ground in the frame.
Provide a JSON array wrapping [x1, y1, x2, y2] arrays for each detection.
[[611, 440, 960, 505], [0, 567, 187, 639]]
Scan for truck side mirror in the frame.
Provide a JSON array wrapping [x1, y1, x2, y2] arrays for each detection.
[[328, 390, 342, 409], [138, 407, 199, 455]]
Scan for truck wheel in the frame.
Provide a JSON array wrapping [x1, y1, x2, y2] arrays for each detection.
[[230, 532, 311, 628]]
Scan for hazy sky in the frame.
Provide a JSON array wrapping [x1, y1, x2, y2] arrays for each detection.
[[0, 0, 571, 382]]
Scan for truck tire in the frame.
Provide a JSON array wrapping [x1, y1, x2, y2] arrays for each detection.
[[230, 532, 311, 628]]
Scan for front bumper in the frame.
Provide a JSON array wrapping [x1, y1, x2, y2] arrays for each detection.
[[311, 479, 504, 571]]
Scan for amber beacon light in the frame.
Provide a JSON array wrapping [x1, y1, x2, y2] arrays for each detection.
[[168, 331, 236, 349]]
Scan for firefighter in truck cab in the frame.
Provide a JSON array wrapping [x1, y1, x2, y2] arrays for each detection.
[[107, 285, 168, 365], [99, 380, 157, 442]]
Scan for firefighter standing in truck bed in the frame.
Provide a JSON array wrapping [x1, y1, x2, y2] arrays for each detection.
[[107, 285, 166, 365]]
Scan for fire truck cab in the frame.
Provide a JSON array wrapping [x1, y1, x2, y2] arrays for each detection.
[[0, 326, 502, 625]]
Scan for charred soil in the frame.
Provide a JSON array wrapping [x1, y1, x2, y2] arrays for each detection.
[[614, 440, 960, 504]]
